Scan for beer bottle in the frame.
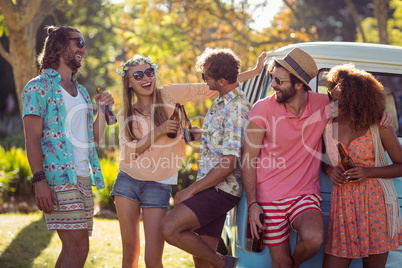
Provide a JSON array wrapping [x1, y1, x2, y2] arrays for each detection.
[[167, 103, 181, 138], [252, 214, 265, 252], [337, 143, 355, 170], [96, 88, 117, 125], [180, 105, 194, 143]]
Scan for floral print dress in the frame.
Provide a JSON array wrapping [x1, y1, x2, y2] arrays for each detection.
[[324, 119, 402, 258]]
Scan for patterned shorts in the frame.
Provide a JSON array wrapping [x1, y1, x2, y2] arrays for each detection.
[[260, 194, 322, 246], [45, 176, 94, 236]]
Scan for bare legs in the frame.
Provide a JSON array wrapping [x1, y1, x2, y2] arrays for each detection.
[[115, 196, 167, 268], [55, 229, 89, 268], [323, 252, 389, 268], [268, 210, 324, 268], [160, 203, 226, 268]]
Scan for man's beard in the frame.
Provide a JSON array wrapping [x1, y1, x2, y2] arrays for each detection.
[[63, 51, 81, 72], [275, 85, 297, 103]]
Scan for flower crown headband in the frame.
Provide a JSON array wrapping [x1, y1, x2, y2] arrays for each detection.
[[116, 55, 158, 77]]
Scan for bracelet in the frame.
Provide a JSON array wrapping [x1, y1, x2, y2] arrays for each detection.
[[248, 201, 259, 212], [32, 171, 46, 185]]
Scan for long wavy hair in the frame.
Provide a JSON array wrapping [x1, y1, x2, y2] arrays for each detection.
[[37, 26, 81, 75], [122, 57, 168, 141], [325, 63, 385, 131]]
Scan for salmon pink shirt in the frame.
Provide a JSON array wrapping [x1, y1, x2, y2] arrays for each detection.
[[119, 83, 218, 182], [249, 92, 330, 202]]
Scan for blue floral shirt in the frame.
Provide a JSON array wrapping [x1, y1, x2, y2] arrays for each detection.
[[197, 86, 251, 197], [22, 69, 105, 189]]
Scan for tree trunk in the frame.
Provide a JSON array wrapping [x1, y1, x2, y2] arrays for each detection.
[[8, 24, 38, 115], [372, 0, 388, 44], [0, 0, 61, 116], [344, 0, 366, 42]]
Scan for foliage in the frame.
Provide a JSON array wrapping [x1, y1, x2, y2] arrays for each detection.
[[93, 157, 119, 211], [357, 0, 402, 45], [0, 132, 24, 149], [0, 145, 32, 203], [0, 213, 194, 267]]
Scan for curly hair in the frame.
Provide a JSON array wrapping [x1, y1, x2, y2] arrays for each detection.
[[325, 63, 385, 131], [121, 57, 168, 141], [37, 26, 82, 75], [195, 48, 240, 84]]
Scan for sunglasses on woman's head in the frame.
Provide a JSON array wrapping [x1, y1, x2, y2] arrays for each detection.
[[269, 73, 290, 86], [69, 37, 86, 48], [132, 68, 155, 81]]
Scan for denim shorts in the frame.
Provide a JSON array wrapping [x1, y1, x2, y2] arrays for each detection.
[[110, 171, 172, 211]]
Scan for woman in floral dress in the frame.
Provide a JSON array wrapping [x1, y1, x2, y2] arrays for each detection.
[[322, 63, 402, 268]]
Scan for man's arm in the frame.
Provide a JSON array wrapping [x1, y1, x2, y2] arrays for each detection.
[[238, 52, 267, 83], [174, 155, 236, 205], [242, 121, 266, 238], [23, 115, 56, 214]]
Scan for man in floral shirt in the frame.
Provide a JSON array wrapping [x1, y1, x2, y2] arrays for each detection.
[[22, 26, 114, 267], [161, 48, 251, 268]]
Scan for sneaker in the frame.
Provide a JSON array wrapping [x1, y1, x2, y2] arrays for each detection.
[[223, 255, 238, 268]]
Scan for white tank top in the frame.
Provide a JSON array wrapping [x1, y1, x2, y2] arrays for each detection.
[[61, 87, 90, 177]]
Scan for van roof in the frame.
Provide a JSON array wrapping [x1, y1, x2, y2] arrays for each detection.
[[268, 42, 402, 66]]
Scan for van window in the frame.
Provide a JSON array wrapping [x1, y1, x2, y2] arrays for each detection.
[[317, 70, 402, 137]]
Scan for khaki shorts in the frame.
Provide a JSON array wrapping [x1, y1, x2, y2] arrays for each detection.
[[45, 176, 94, 236]]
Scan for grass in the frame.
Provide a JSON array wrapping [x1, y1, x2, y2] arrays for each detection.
[[0, 212, 194, 267]]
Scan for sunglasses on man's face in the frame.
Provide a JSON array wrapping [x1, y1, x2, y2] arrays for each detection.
[[69, 37, 86, 48], [201, 73, 214, 82], [269, 73, 290, 86], [132, 68, 155, 81]]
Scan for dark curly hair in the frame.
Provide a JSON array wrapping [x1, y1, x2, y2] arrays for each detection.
[[325, 63, 385, 131], [195, 48, 240, 84], [38, 26, 82, 75]]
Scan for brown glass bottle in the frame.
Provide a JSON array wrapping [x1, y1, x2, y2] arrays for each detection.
[[337, 143, 355, 170], [96, 88, 117, 125], [180, 105, 194, 143], [252, 214, 265, 252], [167, 103, 181, 138]]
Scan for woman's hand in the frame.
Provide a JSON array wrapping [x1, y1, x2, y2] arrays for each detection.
[[326, 165, 348, 185], [156, 119, 180, 136], [344, 166, 371, 182]]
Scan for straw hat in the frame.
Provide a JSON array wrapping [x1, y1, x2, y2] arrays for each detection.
[[274, 47, 318, 90]]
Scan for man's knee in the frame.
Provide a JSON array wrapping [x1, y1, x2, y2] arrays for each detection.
[[159, 215, 177, 242], [301, 229, 323, 253]]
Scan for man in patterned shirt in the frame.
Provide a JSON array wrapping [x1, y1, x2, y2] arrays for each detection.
[[161, 48, 251, 268], [22, 26, 114, 267]]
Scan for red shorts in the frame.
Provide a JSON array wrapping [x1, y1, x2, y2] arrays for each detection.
[[260, 194, 322, 246]]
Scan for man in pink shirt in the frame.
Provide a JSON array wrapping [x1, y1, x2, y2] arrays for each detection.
[[242, 48, 330, 268]]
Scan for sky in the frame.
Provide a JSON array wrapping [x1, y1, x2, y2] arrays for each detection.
[[110, 0, 283, 32], [243, 0, 283, 31]]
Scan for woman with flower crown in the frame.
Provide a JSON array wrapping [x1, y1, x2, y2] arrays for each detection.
[[110, 53, 266, 267]]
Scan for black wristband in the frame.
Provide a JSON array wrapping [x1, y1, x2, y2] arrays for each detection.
[[248, 201, 259, 212], [32, 170, 46, 185]]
